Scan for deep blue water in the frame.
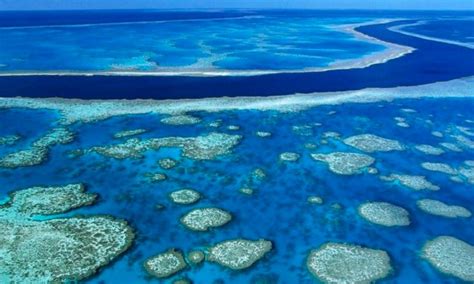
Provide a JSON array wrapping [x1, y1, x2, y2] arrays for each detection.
[[0, 97, 473, 283], [0, 10, 473, 99], [402, 18, 474, 44]]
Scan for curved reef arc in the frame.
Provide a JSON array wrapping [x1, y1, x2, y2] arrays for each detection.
[[0, 19, 473, 99]]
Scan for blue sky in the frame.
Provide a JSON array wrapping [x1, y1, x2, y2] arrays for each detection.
[[0, 0, 473, 10]]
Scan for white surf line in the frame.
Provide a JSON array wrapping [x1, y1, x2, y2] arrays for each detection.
[[0, 76, 472, 125], [0, 19, 415, 77], [389, 21, 474, 49], [0, 15, 265, 30]]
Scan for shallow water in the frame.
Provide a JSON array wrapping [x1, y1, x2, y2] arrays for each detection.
[[0, 11, 384, 72], [0, 97, 473, 283]]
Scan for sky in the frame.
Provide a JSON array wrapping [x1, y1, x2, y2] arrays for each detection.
[[0, 0, 473, 11]]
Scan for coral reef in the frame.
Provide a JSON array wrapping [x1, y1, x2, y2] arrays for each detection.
[[208, 239, 272, 270], [0, 183, 134, 283], [311, 152, 375, 175], [358, 202, 410, 226], [161, 114, 201, 125], [307, 243, 392, 283], [381, 174, 439, 191], [180, 208, 232, 231], [0, 128, 74, 168], [169, 189, 201, 205], [113, 129, 147, 139], [6, 183, 97, 216], [0, 135, 20, 146], [415, 145, 445, 155], [417, 199, 471, 218], [421, 162, 457, 175], [422, 236, 474, 281], [343, 134, 404, 153], [89, 132, 241, 160], [158, 158, 178, 169], [279, 152, 300, 162], [144, 249, 187, 278], [187, 250, 205, 265]]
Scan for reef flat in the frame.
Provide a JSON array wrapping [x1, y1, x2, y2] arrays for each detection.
[[180, 208, 232, 231], [85, 132, 241, 160], [417, 199, 472, 218], [358, 202, 410, 226], [207, 239, 272, 270], [307, 243, 392, 283], [0, 183, 134, 283], [0, 127, 73, 168], [311, 152, 375, 175], [422, 236, 474, 282]]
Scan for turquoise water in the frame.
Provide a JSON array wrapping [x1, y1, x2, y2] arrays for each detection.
[[0, 97, 473, 283], [0, 12, 386, 72]]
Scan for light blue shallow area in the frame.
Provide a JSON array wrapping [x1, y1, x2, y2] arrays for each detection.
[[0, 13, 385, 72], [0, 97, 473, 283]]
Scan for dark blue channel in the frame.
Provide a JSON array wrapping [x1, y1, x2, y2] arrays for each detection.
[[0, 20, 473, 99]]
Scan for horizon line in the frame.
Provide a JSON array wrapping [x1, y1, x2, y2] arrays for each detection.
[[1, 7, 474, 12]]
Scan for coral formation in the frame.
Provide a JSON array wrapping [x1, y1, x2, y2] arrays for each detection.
[[307, 243, 392, 283], [0, 183, 134, 283], [358, 202, 410, 226], [422, 236, 474, 282], [381, 174, 439, 191], [169, 189, 201, 205], [0, 128, 74, 168], [415, 145, 445, 155], [208, 239, 272, 270], [180, 208, 232, 231], [417, 199, 471, 218], [113, 129, 147, 139], [144, 249, 187, 278], [161, 114, 201, 125], [343, 134, 404, 153], [89, 132, 241, 160], [158, 158, 178, 169], [311, 152, 375, 175], [279, 152, 300, 162]]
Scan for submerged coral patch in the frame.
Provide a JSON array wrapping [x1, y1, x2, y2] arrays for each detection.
[[88, 132, 241, 160], [180, 207, 232, 231], [279, 152, 300, 162], [422, 236, 474, 282], [256, 131, 272, 138], [343, 134, 404, 153], [311, 152, 375, 175], [0, 135, 20, 146], [439, 142, 462, 152], [358, 202, 410, 226], [421, 162, 457, 175], [381, 174, 439, 191], [145, 172, 167, 182], [113, 129, 147, 139], [7, 183, 97, 216], [417, 199, 471, 218], [307, 243, 392, 283], [415, 145, 445, 155], [144, 249, 187, 279], [187, 250, 205, 265], [169, 189, 201, 205], [207, 239, 272, 270], [160, 114, 201, 125], [158, 158, 178, 169], [0, 128, 74, 168], [0, 183, 134, 283]]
